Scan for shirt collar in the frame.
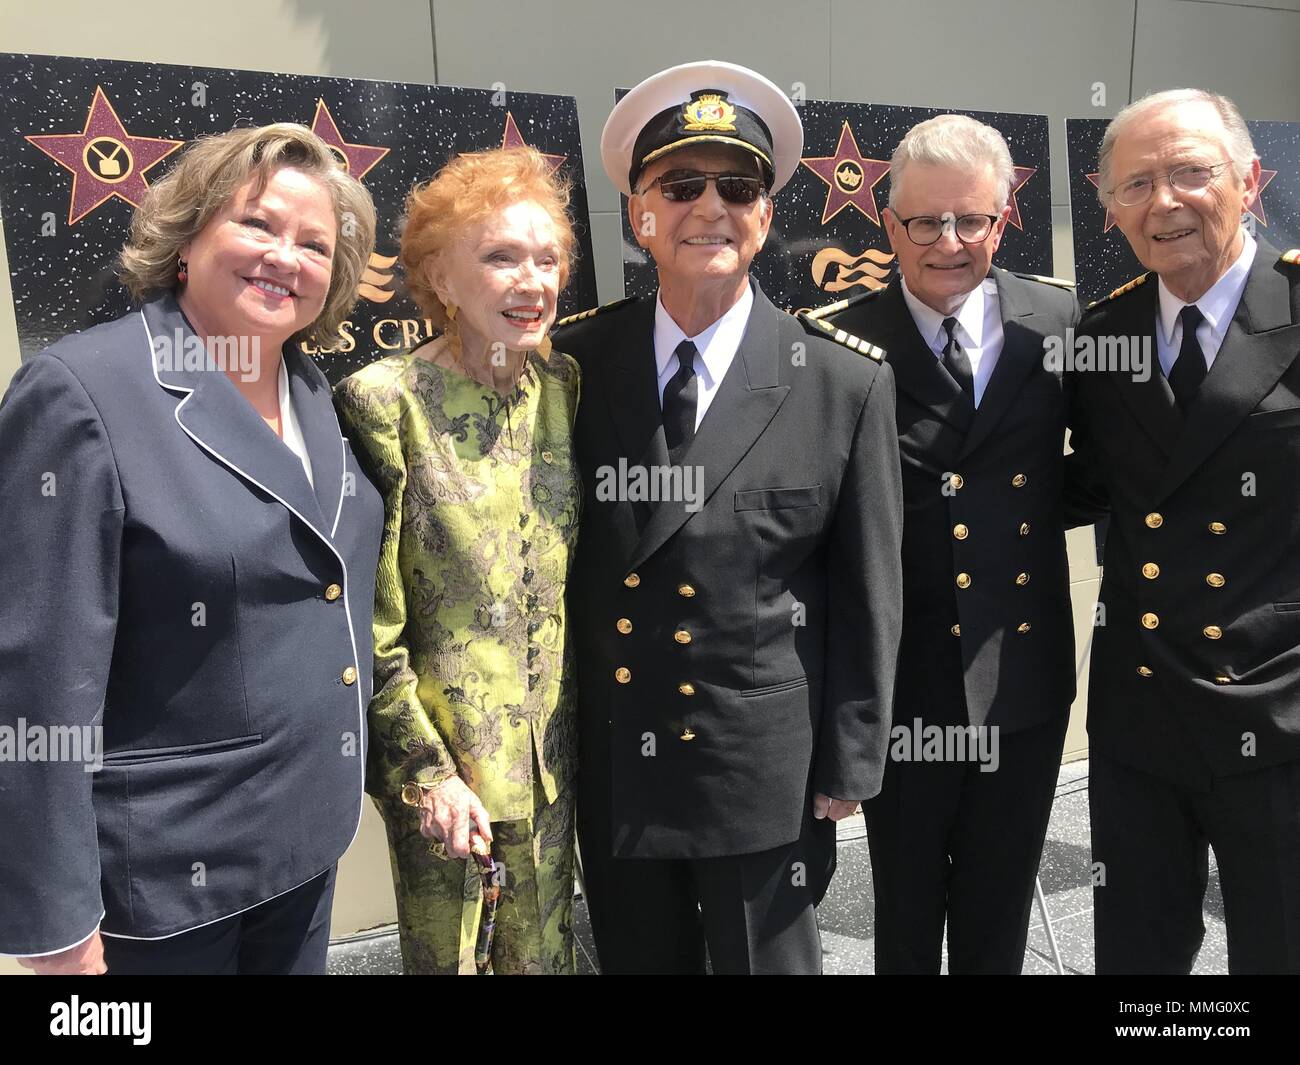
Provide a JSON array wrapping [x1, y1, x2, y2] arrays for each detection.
[[900, 273, 989, 352], [1156, 230, 1256, 344], [654, 282, 755, 386]]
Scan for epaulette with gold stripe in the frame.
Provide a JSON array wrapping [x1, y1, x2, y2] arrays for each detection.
[[800, 314, 886, 361], [554, 296, 637, 328], [1085, 271, 1150, 310], [1014, 271, 1076, 290], [1280, 249, 1300, 266], [803, 286, 884, 322]]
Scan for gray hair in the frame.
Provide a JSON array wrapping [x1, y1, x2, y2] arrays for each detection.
[[1096, 88, 1257, 206], [887, 114, 1014, 210]]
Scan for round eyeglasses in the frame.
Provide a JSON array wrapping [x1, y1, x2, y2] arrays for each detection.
[[893, 212, 1000, 246], [1110, 162, 1230, 207]]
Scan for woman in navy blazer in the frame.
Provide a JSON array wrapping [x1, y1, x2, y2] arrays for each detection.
[[0, 124, 383, 974]]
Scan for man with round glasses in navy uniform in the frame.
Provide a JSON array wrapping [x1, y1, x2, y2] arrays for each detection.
[[554, 60, 903, 974], [812, 113, 1093, 974]]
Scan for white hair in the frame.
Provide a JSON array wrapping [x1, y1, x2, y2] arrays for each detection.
[[1096, 88, 1257, 206], [887, 114, 1014, 210]]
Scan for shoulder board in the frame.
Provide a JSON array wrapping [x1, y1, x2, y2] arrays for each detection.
[[1013, 271, 1075, 290], [1280, 249, 1300, 266], [799, 314, 886, 361], [802, 286, 884, 322], [554, 296, 638, 328], [1085, 271, 1151, 311]]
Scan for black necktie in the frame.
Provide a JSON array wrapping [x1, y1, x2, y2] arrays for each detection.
[[941, 317, 975, 404], [663, 340, 698, 461], [1168, 304, 1207, 410]]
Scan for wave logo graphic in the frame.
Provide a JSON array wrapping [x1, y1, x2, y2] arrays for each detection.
[[357, 252, 398, 303], [810, 246, 896, 294]]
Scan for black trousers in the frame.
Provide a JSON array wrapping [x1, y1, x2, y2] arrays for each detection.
[[864, 711, 1068, 974], [101, 866, 337, 975], [1091, 752, 1300, 974], [578, 812, 834, 975]]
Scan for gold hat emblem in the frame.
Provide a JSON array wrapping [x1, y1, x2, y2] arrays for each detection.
[[682, 93, 737, 132]]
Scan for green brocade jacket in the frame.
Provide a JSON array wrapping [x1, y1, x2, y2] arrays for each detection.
[[334, 348, 580, 822]]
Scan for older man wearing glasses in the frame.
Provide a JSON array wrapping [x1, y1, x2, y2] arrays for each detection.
[[553, 60, 903, 974], [813, 113, 1094, 973], [1070, 89, 1300, 974]]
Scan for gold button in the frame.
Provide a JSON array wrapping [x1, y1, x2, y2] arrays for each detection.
[[1208, 521, 1226, 535], [1203, 625, 1223, 640], [953, 523, 969, 540], [1145, 512, 1163, 529], [673, 630, 692, 645], [679, 728, 696, 742], [1214, 674, 1232, 685], [949, 473, 964, 490], [624, 573, 640, 588], [342, 666, 357, 685], [1016, 572, 1030, 586], [1141, 562, 1160, 579], [615, 667, 631, 684], [1011, 473, 1027, 488], [1017, 622, 1031, 634], [956, 572, 972, 589], [950, 624, 961, 636], [1206, 573, 1226, 588], [541, 450, 554, 464], [1137, 666, 1154, 677], [678, 683, 696, 696], [616, 618, 633, 634], [677, 583, 697, 598], [1141, 612, 1160, 629], [324, 583, 342, 601], [1019, 523, 1030, 536]]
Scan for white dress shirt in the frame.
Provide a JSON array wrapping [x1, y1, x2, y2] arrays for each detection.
[[1155, 230, 1256, 379], [653, 283, 754, 431], [900, 275, 1005, 407], [278, 357, 314, 488]]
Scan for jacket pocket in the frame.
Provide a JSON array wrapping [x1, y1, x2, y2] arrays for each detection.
[[734, 484, 822, 512], [1246, 406, 1300, 431], [101, 733, 263, 766], [740, 676, 809, 698], [1274, 601, 1300, 613]]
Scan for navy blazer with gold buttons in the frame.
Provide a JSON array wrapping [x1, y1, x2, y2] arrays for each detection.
[[0, 294, 383, 955]]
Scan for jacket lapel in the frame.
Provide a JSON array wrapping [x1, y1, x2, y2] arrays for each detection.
[[875, 279, 974, 438], [1103, 280, 1183, 459], [959, 270, 1043, 459], [141, 295, 332, 542], [627, 282, 790, 572], [286, 348, 346, 536], [1156, 242, 1300, 501]]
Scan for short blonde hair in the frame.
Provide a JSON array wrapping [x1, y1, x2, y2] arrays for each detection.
[[400, 147, 576, 330], [118, 123, 377, 346]]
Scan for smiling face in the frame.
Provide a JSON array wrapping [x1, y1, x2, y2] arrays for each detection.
[[1107, 99, 1260, 301], [884, 161, 1009, 316], [178, 166, 336, 351], [628, 143, 773, 292], [428, 198, 561, 359]]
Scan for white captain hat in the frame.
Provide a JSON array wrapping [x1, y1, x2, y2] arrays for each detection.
[[600, 60, 804, 197]]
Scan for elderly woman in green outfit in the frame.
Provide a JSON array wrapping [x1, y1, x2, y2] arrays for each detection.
[[335, 147, 579, 975]]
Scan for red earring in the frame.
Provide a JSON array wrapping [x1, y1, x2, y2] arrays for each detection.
[[177, 259, 188, 284]]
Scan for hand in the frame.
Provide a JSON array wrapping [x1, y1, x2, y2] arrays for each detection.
[[813, 793, 862, 822], [417, 776, 493, 860], [18, 930, 107, 975]]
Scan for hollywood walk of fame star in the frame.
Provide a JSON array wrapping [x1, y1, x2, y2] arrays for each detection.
[[25, 86, 185, 225], [1005, 166, 1036, 232], [800, 122, 891, 227], [310, 99, 389, 180], [499, 112, 567, 173]]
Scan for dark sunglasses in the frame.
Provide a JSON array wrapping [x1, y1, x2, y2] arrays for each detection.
[[641, 169, 766, 205]]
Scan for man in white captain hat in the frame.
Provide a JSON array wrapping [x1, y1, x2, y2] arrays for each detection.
[[554, 61, 904, 974]]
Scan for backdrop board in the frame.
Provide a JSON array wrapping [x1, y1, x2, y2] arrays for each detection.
[[0, 53, 597, 384], [618, 94, 1055, 312], [1066, 117, 1300, 308]]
